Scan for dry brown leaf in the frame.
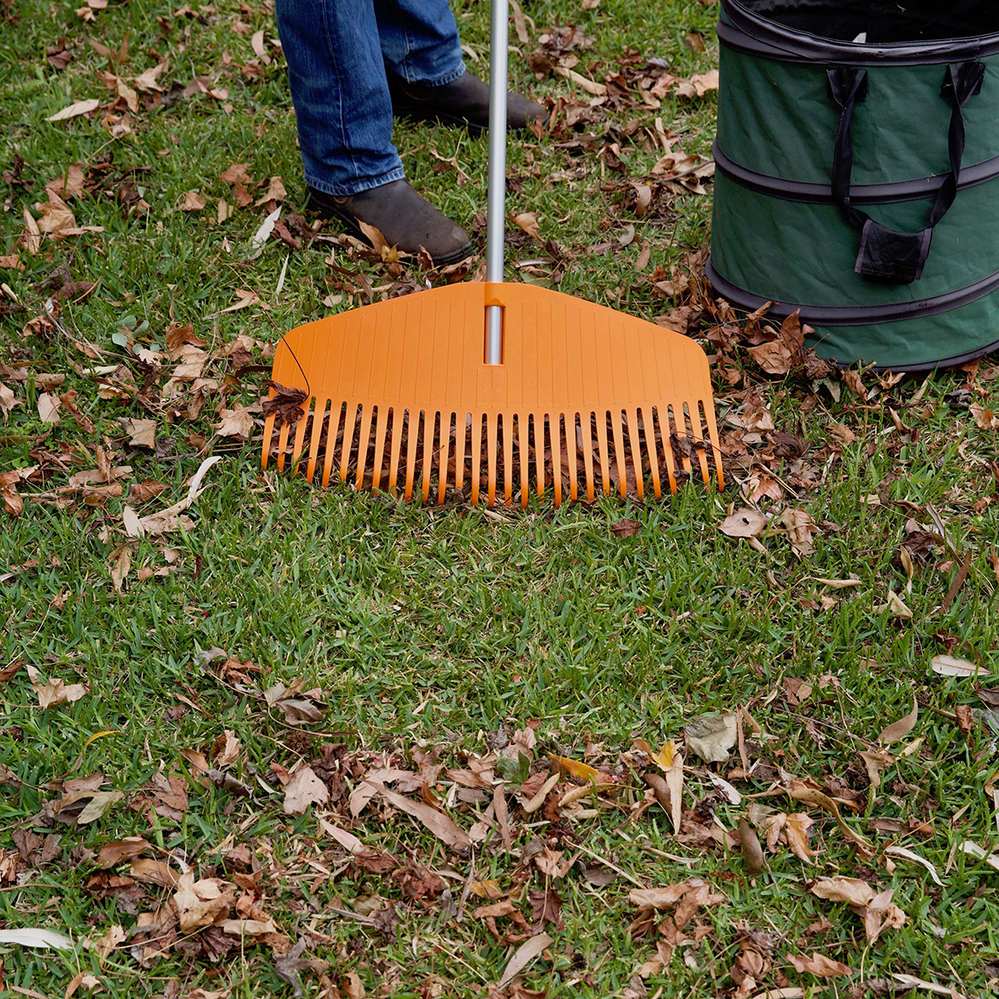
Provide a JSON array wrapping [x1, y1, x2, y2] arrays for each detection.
[[781, 508, 819, 557], [96, 837, 152, 868], [216, 403, 257, 438], [44, 163, 87, 200], [783, 812, 816, 862], [212, 730, 241, 767], [367, 781, 472, 854], [255, 176, 287, 206], [123, 417, 156, 448], [173, 872, 236, 932], [879, 697, 918, 744], [685, 712, 737, 763], [129, 857, 182, 887], [26, 665, 88, 708], [47, 97, 101, 121], [90, 923, 125, 962], [719, 508, 768, 540], [512, 211, 543, 242], [282, 766, 329, 817], [970, 404, 999, 430], [37, 392, 62, 424], [36, 193, 77, 234], [787, 952, 851, 978], [811, 877, 875, 907], [181, 191, 206, 212], [495, 933, 553, 991]]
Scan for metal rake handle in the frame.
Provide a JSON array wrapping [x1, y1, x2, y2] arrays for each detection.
[[485, 0, 509, 365]]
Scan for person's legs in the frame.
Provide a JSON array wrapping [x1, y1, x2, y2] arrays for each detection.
[[374, 0, 547, 132], [275, 0, 473, 262], [274, 0, 403, 197], [374, 0, 465, 85]]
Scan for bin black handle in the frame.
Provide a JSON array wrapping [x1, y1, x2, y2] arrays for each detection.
[[828, 61, 985, 285]]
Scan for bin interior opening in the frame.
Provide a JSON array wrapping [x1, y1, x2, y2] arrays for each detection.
[[734, 1, 999, 43]]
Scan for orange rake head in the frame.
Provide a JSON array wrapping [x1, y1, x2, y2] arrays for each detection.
[[261, 281, 723, 507]]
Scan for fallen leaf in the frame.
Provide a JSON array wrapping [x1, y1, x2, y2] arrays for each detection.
[[216, 403, 256, 438], [685, 711, 737, 763], [513, 212, 543, 242], [173, 872, 236, 932], [54, 789, 123, 825], [885, 845, 944, 886], [282, 766, 329, 817], [181, 191, 206, 211], [781, 508, 819, 557], [122, 418, 156, 448], [37, 392, 62, 424], [930, 655, 989, 678], [494, 933, 553, 991], [255, 176, 287, 206], [96, 837, 153, 868], [970, 404, 999, 430], [367, 781, 472, 854], [719, 509, 768, 539], [90, 923, 125, 961], [0, 928, 75, 949], [44, 163, 87, 200], [46, 98, 101, 121], [787, 952, 851, 978], [879, 698, 918, 744], [611, 519, 641, 538], [783, 812, 816, 862], [26, 665, 88, 708], [548, 754, 601, 782]]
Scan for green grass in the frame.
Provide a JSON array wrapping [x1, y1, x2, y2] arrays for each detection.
[[3, 0, 999, 996]]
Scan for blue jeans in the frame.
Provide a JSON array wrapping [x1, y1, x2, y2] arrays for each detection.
[[275, 0, 465, 196]]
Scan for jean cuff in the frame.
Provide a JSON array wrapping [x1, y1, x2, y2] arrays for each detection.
[[305, 165, 406, 198], [400, 58, 466, 87]]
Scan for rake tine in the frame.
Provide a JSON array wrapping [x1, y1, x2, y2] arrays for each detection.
[[305, 397, 327, 483], [677, 404, 693, 477], [703, 399, 725, 490], [641, 406, 661, 499], [276, 418, 291, 472], [419, 411, 434, 503], [262, 414, 275, 470], [387, 408, 405, 495], [502, 413, 514, 506], [552, 415, 563, 508], [595, 413, 612, 496], [370, 409, 390, 492], [610, 410, 628, 499], [518, 414, 529, 508], [355, 405, 374, 491], [290, 402, 311, 473], [486, 414, 498, 507], [470, 414, 482, 506], [455, 412, 467, 497], [692, 400, 711, 487], [340, 402, 358, 485], [534, 415, 545, 498], [580, 414, 595, 502], [438, 412, 453, 504], [566, 414, 578, 502], [627, 408, 644, 502], [656, 407, 678, 493], [320, 402, 340, 488]]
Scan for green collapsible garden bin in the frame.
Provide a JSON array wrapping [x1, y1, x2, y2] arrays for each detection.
[[707, 0, 999, 371]]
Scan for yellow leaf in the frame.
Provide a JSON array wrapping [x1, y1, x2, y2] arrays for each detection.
[[548, 754, 600, 782]]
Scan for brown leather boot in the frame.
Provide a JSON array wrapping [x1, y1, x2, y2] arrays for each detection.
[[306, 180, 473, 266], [387, 69, 547, 133]]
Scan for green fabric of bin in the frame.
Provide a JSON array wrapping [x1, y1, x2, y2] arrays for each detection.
[[709, 0, 999, 370]]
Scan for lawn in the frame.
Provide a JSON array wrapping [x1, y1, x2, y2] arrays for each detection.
[[2, 0, 999, 997]]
